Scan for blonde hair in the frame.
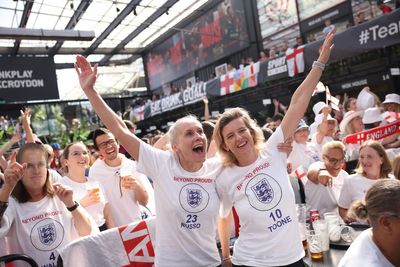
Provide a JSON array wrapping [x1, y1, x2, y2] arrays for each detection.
[[391, 154, 400, 180], [349, 179, 400, 225], [322, 141, 345, 155], [213, 108, 264, 167], [355, 140, 392, 178]]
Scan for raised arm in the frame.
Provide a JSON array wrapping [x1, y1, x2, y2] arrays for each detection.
[[74, 55, 141, 160], [21, 108, 35, 143], [280, 30, 335, 140]]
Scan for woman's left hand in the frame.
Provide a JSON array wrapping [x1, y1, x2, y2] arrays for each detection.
[[53, 183, 75, 207]]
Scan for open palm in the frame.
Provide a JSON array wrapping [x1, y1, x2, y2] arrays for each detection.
[[75, 55, 98, 91]]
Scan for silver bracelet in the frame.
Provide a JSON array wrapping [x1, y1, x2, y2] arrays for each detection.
[[312, 61, 325, 71]]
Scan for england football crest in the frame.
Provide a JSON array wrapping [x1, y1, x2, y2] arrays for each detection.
[[38, 223, 56, 246], [251, 178, 274, 204], [245, 173, 282, 211], [179, 183, 209, 213], [187, 189, 202, 208], [31, 218, 64, 251]]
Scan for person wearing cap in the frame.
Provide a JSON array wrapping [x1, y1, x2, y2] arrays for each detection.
[[310, 106, 338, 158], [288, 119, 319, 173], [363, 107, 382, 130], [309, 101, 326, 137], [382, 93, 400, 113], [305, 141, 348, 215]]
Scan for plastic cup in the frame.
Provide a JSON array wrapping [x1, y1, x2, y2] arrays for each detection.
[[313, 219, 330, 251], [306, 230, 324, 261]]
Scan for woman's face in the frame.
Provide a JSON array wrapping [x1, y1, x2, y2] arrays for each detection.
[[21, 149, 47, 192], [221, 118, 255, 159], [66, 143, 90, 171], [359, 146, 383, 176], [349, 99, 357, 111], [173, 120, 207, 166], [351, 116, 364, 133], [294, 128, 309, 144]]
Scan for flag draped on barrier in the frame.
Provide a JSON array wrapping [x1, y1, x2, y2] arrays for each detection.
[[58, 217, 156, 267]]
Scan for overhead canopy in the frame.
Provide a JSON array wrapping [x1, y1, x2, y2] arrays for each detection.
[[0, 0, 212, 100], [0, 0, 211, 66]]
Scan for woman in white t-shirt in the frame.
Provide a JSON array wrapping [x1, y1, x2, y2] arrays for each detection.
[[60, 142, 115, 231], [339, 179, 400, 267], [338, 140, 392, 223], [0, 143, 94, 267], [75, 56, 222, 266], [213, 31, 335, 267]]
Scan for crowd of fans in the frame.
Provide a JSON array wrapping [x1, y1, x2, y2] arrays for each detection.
[[0, 31, 399, 267]]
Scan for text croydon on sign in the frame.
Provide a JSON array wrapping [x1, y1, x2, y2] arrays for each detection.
[[0, 57, 59, 102]]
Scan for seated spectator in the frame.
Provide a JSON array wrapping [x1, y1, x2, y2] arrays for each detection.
[[259, 51, 268, 62], [269, 48, 277, 58], [343, 96, 358, 112], [340, 110, 365, 160], [377, 0, 393, 14], [305, 141, 348, 215], [288, 119, 319, 173], [338, 140, 392, 223], [323, 19, 335, 35], [382, 93, 400, 113], [362, 107, 382, 130], [310, 107, 337, 158], [338, 179, 400, 267]]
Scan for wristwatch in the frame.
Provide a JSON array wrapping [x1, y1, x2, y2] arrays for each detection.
[[66, 201, 79, 212]]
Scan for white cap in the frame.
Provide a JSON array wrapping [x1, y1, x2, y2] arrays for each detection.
[[362, 107, 382, 124], [382, 93, 400, 105], [314, 113, 336, 128], [313, 102, 326, 116]]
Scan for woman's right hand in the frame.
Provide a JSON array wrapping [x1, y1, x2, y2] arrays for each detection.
[[74, 55, 98, 92], [80, 188, 101, 207], [3, 161, 24, 192]]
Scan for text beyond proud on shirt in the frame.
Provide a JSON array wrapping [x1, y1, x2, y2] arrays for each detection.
[[173, 177, 213, 183]]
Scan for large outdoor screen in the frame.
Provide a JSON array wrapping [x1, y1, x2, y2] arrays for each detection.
[[144, 0, 250, 91]]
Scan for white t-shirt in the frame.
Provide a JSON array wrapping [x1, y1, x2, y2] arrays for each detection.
[[216, 127, 304, 266], [338, 173, 380, 209], [288, 141, 320, 172], [0, 196, 90, 267], [88, 154, 154, 226], [310, 134, 334, 159], [60, 176, 107, 227], [137, 142, 221, 267], [305, 162, 348, 215], [339, 228, 394, 267]]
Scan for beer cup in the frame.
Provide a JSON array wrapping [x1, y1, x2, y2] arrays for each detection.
[[306, 230, 324, 261]]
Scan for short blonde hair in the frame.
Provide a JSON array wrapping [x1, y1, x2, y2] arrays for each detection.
[[322, 141, 345, 155], [213, 108, 264, 167], [168, 115, 200, 145], [355, 140, 392, 178]]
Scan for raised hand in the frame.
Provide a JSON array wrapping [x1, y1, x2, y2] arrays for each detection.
[[318, 29, 335, 65], [53, 183, 75, 207], [10, 132, 21, 144], [74, 55, 98, 92], [3, 151, 24, 192], [20, 107, 31, 126]]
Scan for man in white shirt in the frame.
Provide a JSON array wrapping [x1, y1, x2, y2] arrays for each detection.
[[88, 128, 154, 227], [305, 141, 348, 215]]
